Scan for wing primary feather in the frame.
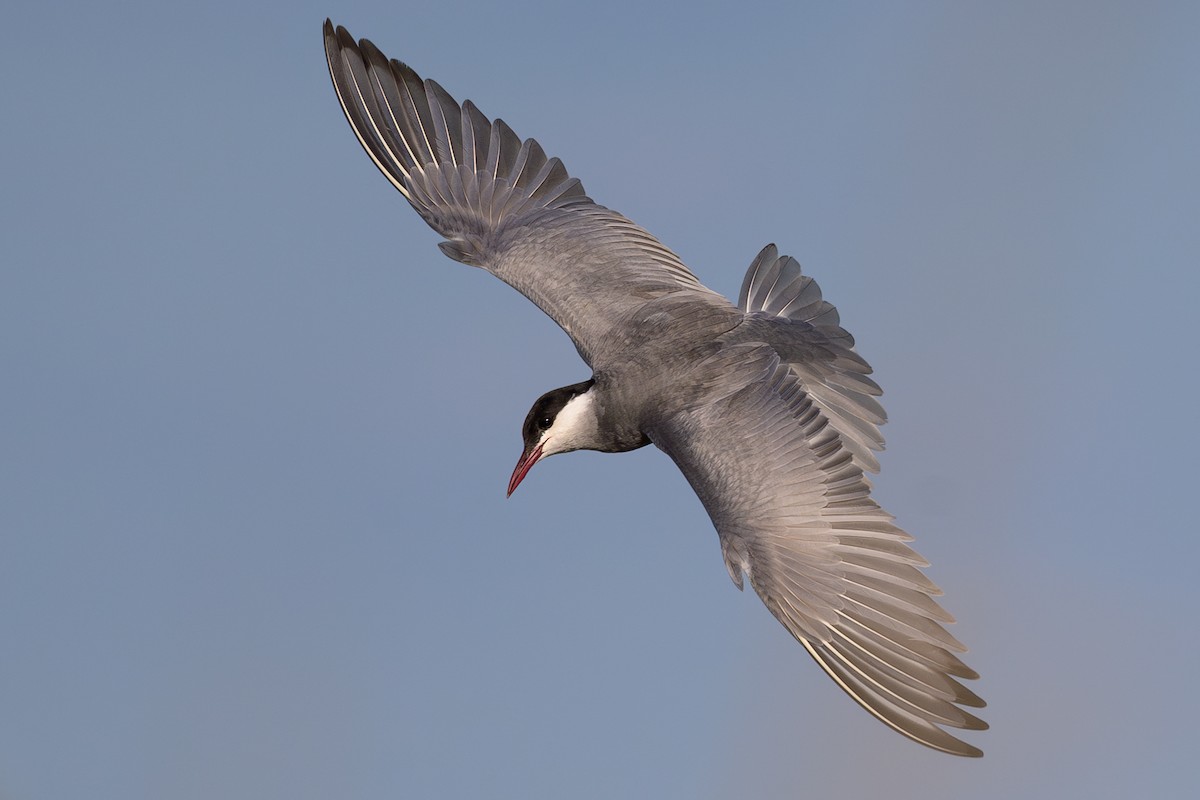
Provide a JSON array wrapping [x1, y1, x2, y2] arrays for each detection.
[[325, 26, 410, 197], [803, 641, 984, 757], [425, 79, 463, 167], [821, 638, 985, 728], [356, 40, 421, 174], [461, 100, 490, 173]]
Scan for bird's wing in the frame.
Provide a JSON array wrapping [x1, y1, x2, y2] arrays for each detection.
[[648, 344, 986, 757], [324, 21, 723, 366]]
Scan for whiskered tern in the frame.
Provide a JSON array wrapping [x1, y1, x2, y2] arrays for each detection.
[[323, 20, 986, 756]]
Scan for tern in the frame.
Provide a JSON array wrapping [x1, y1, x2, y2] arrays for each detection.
[[323, 20, 986, 756]]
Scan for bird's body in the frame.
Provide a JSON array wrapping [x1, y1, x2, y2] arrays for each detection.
[[324, 20, 986, 757]]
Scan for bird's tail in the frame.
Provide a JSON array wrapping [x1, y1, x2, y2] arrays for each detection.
[[738, 244, 887, 472]]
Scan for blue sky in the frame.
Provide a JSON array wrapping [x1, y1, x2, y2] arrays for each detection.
[[3, 2, 1198, 798]]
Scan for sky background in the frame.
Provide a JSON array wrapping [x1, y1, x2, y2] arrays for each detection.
[[3, 1, 1198, 798]]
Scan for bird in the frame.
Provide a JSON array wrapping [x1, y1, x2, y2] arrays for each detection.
[[322, 19, 986, 757]]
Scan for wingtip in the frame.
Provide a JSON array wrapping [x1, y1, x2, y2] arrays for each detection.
[[322, 19, 336, 54], [323, 20, 356, 65], [324, 19, 349, 46]]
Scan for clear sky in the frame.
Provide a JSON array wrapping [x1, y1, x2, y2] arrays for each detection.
[[3, 1, 1198, 798]]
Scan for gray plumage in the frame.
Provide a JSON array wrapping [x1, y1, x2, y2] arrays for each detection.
[[323, 20, 985, 757]]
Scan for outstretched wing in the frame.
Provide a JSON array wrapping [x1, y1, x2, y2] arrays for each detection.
[[649, 345, 986, 757], [323, 21, 724, 367]]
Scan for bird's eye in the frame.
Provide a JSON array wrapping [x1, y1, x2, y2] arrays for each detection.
[[538, 416, 553, 430]]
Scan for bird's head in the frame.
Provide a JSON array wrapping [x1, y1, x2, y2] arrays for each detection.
[[507, 379, 598, 496]]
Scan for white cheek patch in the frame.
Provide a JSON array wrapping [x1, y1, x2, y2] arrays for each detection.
[[542, 390, 597, 455]]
